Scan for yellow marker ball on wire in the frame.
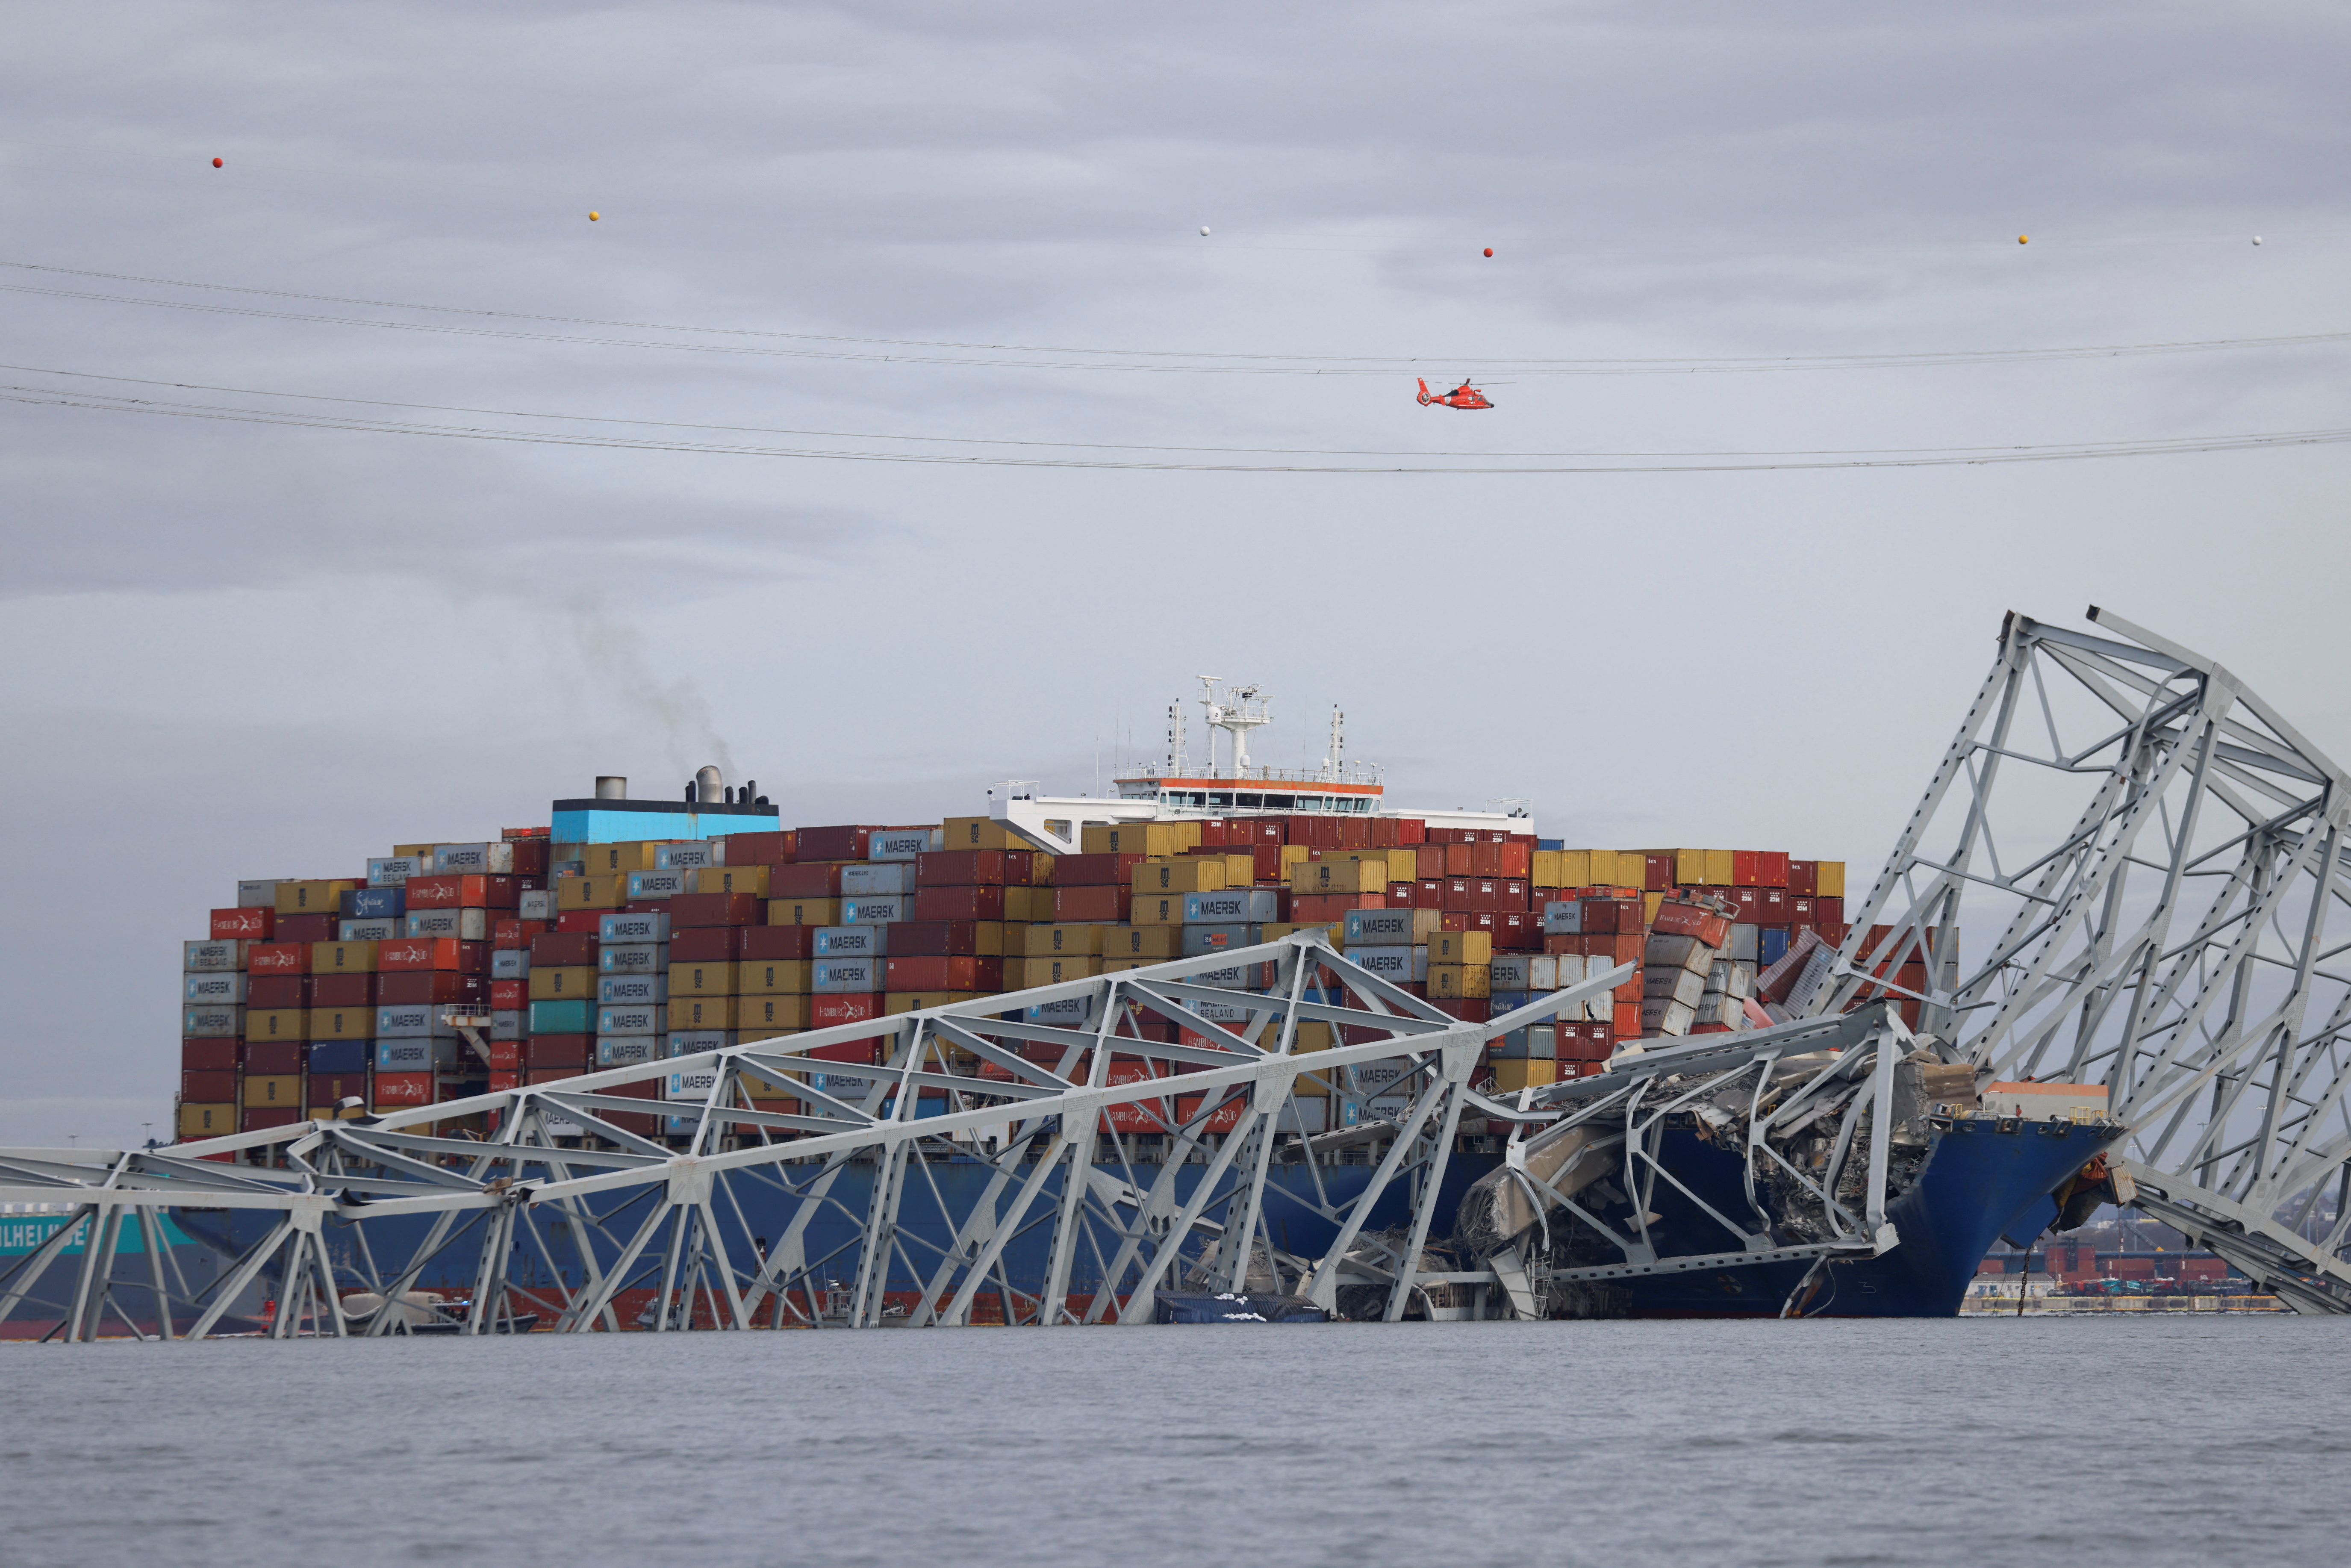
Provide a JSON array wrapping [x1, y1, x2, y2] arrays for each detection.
[[2017, 234, 2028, 245], [588, 211, 600, 221]]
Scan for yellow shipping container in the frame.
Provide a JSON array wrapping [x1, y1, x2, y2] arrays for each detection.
[[242, 1073, 303, 1108], [1028, 955, 1099, 985], [1290, 858, 1385, 894], [311, 940, 377, 974], [1278, 844, 1311, 876], [1556, 849, 1591, 887], [672, 960, 737, 995], [393, 843, 433, 858], [1530, 849, 1563, 888], [1699, 848, 1732, 887], [275, 879, 354, 915], [738, 960, 813, 995], [1004, 887, 1054, 923], [1429, 963, 1491, 999], [886, 991, 982, 1014], [177, 1103, 236, 1138], [557, 874, 627, 911], [1429, 930, 1494, 965], [689, 865, 771, 897], [1132, 893, 1184, 926], [668, 997, 737, 1030], [1673, 849, 1706, 886], [1082, 822, 1199, 856], [768, 897, 842, 926], [309, 1101, 368, 1121], [1817, 860, 1846, 897], [1491, 1060, 1557, 1092], [738, 995, 808, 1031], [1025, 923, 1108, 956], [529, 965, 595, 1000], [1292, 1021, 1334, 1052], [579, 842, 660, 874], [1107, 924, 1182, 959], [1132, 857, 1226, 894], [309, 1006, 371, 1041], [1099, 957, 1157, 975], [942, 815, 1022, 850], [1645, 891, 1666, 922], [247, 1007, 308, 1040]]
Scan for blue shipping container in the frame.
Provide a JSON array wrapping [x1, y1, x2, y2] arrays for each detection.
[[347, 886, 406, 920], [307, 1040, 369, 1074], [1759, 928, 1791, 967]]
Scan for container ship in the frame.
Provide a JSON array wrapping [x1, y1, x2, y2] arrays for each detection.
[[6, 686, 2113, 1332]]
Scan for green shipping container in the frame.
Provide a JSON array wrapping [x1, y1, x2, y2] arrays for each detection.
[[529, 997, 596, 1035]]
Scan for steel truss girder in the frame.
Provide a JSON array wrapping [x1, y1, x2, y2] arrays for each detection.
[[1807, 606, 2351, 1309], [4, 940, 1627, 1337]]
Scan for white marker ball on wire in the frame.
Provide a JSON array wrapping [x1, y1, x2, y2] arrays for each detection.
[[1199, 226, 1210, 237], [2252, 236, 2263, 246]]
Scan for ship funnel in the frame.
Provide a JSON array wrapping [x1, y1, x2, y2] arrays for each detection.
[[595, 776, 628, 801], [694, 765, 725, 804]]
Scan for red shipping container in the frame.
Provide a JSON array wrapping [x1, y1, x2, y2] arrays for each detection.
[[382, 971, 489, 1006], [1495, 911, 1539, 950], [1470, 841, 1533, 878], [182, 1038, 238, 1072], [249, 941, 311, 975], [1731, 888, 1762, 922], [1411, 878, 1443, 909], [1435, 877, 1471, 911], [879, 921, 980, 958], [246, 974, 312, 1008], [530, 931, 600, 966], [671, 892, 763, 928], [377, 937, 489, 973], [1367, 817, 1426, 847], [1816, 896, 1844, 925], [1440, 843, 1471, 877], [489, 1069, 523, 1094], [772, 863, 844, 897], [1289, 817, 1337, 849], [1651, 902, 1732, 947], [182, 1069, 237, 1102], [915, 849, 1006, 886], [670, 927, 741, 963], [1641, 854, 1674, 892], [1754, 888, 1789, 924], [1005, 850, 1052, 886], [1192, 818, 1230, 849], [740, 925, 817, 961], [210, 907, 274, 940], [1585, 933, 1643, 966], [810, 994, 884, 1028], [1234, 818, 1288, 846], [1543, 933, 1582, 955], [277, 914, 335, 943], [1053, 885, 1130, 922], [527, 1034, 590, 1068], [240, 1107, 302, 1133], [1614, 966, 1645, 1002], [1173, 1092, 1247, 1133], [885, 955, 994, 991], [1385, 882, 1417, 907], [1430, 996, 1490, 1023], [915, 884, 1008, 921], [1293, 892, 1384, 920], [244, 1039, 303, 1075], [554, 910, 603, 935], [310, 1072, 366, 1105], [493, 918, 550, 950], [490, 978, 527, 1010], [809, 1037, 883, 1063], [312, 973, 377, 1007], [404, 874, 521, 910], [1753, 851, 1789, 888], [1786, 859, 1818, 897], [1613, 1000, 1643, 1035], [526, 1066, 585, 1086], [374, 1071, 434, 1105], [1498, 879, 1531, 911], [1732, 850, 1761, 887], [725, 830, 796, 867], [797, 825, 876, 861], [1055, 853, 1144, 887]]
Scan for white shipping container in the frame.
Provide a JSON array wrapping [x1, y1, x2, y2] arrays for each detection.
[[490, 1009, 526, 1041], [1276, 1097, 1329, 1135], [1707, 961, 1754, 1000], [1345, 945, 1427, 984], [840, 862, 917, 896], [365, 858, 426, 888], [183, 973, 247, 1004], [666, 1030, 735, 1056], [813, 957, 884, 993], [183, 1005, 245, 1037], [236, 879, 282, 908], [376, 1005, 458, 1038], [1640, 997, 1697, 1037], [375, 1037, 460, 1070], [595, 1035, 662, 1067], [1552, 953, 1588, 987], [600, 911, 672, 943], [625, 869, 688, 902], [598, 1004, 663, 1036], [1184, 889, 1282, 924], [491, 949, 530, 979], [663, 1065, 723, 1101], [340, 918, 399, 941], [806, 1070, 880, 1101], [406, 908, 489, 941], [838, 896, 909, 925], [1543, 900, 1584, 935], [867, 829, 932, 861], [598, 973, 669, 1006], [519, 890, 555, 922], [654, 841, 725, 871], [183, 939, 251, 973], [1343, 907, 1424, 945], [431, 841, 515, 874], [1643, 967, 1707, 1008], [1728, 923, 1761, 963], [1490, 953, 1535, 991], [813, 925, 885, 957], [1024, 997, 1091, 1025], [1528, 955, 1557, 990]]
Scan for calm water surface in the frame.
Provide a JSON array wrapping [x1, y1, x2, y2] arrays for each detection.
[[3, 1317, 2340, 1566]]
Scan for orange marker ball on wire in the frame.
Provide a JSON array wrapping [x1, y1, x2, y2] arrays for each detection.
[[212, 157, 223, 168], [1483, 247, 1493, 257]]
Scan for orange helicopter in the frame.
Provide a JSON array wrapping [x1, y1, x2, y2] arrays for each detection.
[[1417, 377, 1494, 410]]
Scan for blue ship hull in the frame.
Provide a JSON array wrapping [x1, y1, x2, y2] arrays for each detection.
[[150, 1117, 2109, 1322]]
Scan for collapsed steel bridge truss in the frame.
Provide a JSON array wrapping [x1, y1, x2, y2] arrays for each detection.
[[1813, 607, 2351, 1310]]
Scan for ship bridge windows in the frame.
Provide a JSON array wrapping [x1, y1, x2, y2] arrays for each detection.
[[1236, 793, 1264, 809], [1262, 794, 1295, 809]]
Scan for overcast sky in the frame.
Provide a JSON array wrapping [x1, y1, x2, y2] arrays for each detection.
[[3, 2, 2346, 1145]]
